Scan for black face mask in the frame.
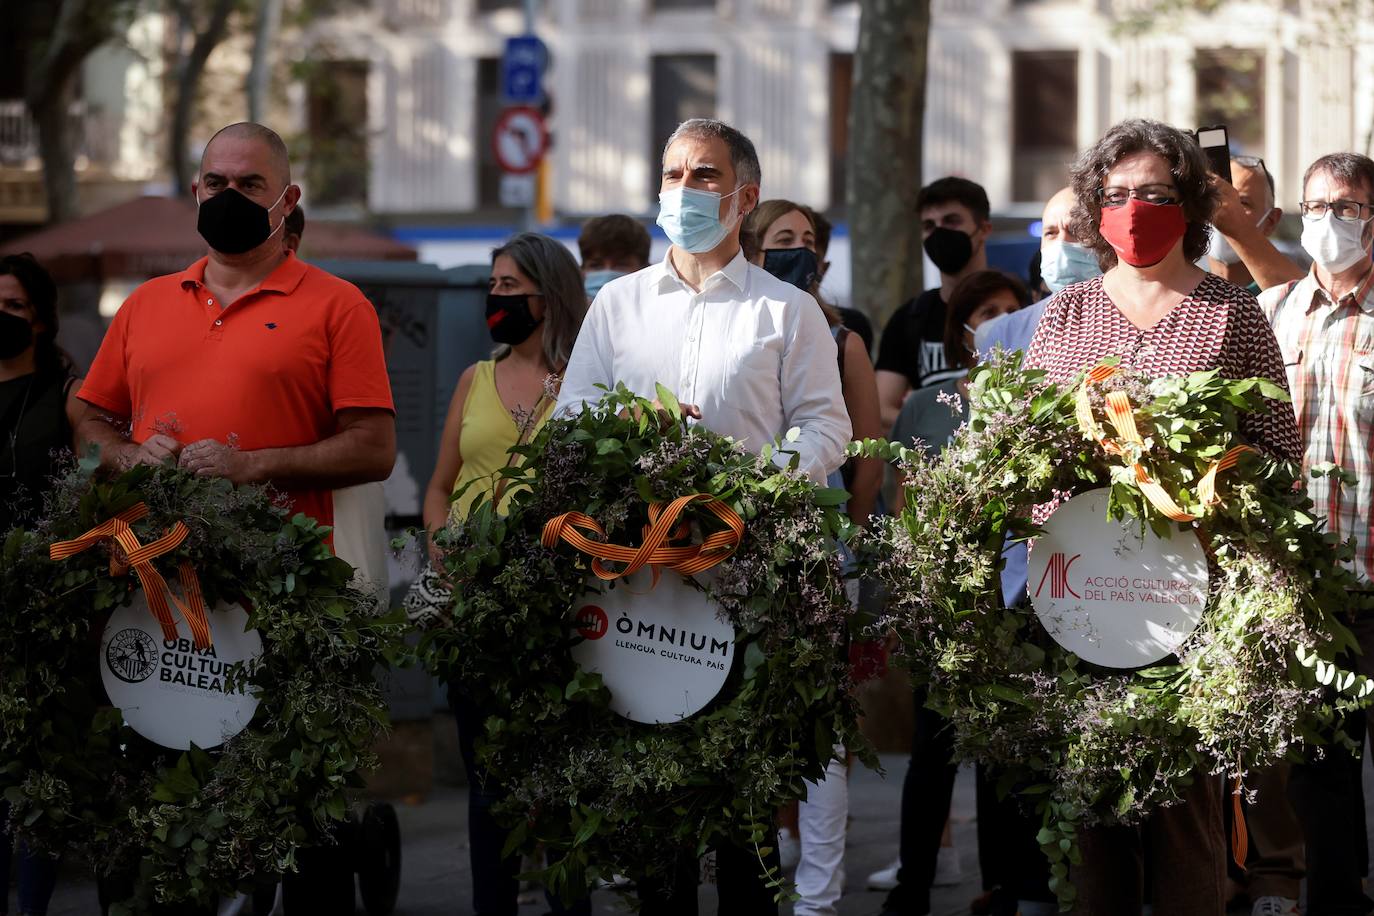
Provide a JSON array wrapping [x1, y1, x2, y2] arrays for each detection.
[[485, 293, 543, 346], [923, 226, 975, 275], [197, 187, 286, 255], [0, 311, 34, 360], [762, 247, 820, 293]]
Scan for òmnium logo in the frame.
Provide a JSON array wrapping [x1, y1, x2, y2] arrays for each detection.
[[570, 570, 735, 724], [106, 627, 158, 683], [1034, 552, 1082, 600], [576, 605, 608, 640]]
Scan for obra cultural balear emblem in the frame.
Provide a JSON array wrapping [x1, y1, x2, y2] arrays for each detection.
[[546, 493, 743, 725], [50, 502, 263, 751]]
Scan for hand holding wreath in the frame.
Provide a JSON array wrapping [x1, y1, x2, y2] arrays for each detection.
[[422, 383, 869, 903]]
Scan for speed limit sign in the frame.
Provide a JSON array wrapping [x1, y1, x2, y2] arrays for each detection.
[[492, 106, 549, 175]]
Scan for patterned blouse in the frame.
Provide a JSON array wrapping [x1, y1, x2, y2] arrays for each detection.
[[1026, 274, 1302, 463]]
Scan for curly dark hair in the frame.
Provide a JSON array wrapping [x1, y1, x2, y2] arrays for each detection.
[[1069, 119, 1219, 269], [943, 269, 1027, 369]]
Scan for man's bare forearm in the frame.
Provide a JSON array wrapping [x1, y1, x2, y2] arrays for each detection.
[[1230, 230, 1305, 291], [74, 412, 138, 468], [240, 420, 396, 490]]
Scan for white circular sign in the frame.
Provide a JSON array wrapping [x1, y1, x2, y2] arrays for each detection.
[[100, 595, 263, 750], [492, 106, 548, 175], [1028, 488, 1210, 669], [569, 570, 735, 724]]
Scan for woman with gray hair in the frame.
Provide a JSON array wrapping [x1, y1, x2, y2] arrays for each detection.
[[422, 231, 590, 916], [1025, 118, 1300, 916]]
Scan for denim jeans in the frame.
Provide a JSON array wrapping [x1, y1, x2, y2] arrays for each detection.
[[451, 689, 590, 916], [0, 802, 59, 916]]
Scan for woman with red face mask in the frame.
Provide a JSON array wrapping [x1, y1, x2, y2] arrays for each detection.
[[1024, 120, 1302, 915]]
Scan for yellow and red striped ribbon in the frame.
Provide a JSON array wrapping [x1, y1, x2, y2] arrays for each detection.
[[1076, 363, 1253, 522], [49, 502, 214, 649], [541, 493, 744, 586]]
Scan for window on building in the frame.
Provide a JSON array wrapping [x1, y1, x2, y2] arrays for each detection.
[[652, 0, 717, 10], [475, 0, 519, 12], [305, 60, 369, 208], [650, 54, 717, 196], [1195, 48, 1265, 156], [829, 53, 853, 215], [1012, 50, 1078, 204]]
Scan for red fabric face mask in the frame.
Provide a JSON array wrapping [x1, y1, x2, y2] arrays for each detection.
[[1098, 198, 1188, 267]]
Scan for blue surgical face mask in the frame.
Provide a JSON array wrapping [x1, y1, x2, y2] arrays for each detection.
[[1039, 241, 1102, 294], [583, 269, 626, 301], [656, 185, 741, 254]]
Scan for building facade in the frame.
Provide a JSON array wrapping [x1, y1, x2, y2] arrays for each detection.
[[1, 0, 1366, 229], [299, 0, 1372, 221]]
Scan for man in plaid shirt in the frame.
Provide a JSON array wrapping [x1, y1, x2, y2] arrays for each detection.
[[1260, 151, 1374, 916]]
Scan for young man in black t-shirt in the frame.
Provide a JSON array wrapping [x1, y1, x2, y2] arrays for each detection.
[[874, 177, 993, 428]]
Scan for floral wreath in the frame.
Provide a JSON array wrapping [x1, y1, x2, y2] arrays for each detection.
[[854, 352, 1371, 908], [0, 462, 406, 914], [422, 384, 869, 903]]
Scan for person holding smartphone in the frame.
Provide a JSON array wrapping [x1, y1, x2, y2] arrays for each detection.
[[1207, 153, 1304, 293]]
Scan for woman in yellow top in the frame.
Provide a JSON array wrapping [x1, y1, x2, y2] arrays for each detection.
[[424, 232, 588, 529], [422, 231, 590, 916]]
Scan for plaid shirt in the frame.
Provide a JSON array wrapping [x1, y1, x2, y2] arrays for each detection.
[[1259, 266, 1374, 583]]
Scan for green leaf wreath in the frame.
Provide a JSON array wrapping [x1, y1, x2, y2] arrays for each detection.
[[854, 352, 1371, 908], [0, 463, 408, 914], [422, 383, 869, 904]]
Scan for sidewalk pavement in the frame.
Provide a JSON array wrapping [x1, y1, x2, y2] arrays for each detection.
[[28, 753, 1323, 915]]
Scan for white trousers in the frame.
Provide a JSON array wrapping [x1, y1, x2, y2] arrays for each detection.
[[794, 753, 848, 916]]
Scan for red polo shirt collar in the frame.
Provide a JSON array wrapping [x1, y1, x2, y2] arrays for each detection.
[[178, 251, 310, 298]]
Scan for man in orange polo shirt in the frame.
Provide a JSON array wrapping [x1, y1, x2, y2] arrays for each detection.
[[78, 122, 395, 529]]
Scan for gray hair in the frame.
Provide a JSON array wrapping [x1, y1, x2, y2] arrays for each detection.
[[490, 232, 589, 372], [663, 118, 762, 188]]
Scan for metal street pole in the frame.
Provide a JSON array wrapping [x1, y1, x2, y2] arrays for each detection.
[[523, 0, 537, 232]]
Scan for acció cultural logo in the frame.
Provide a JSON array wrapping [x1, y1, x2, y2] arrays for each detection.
[[1035, 552, 1082, 600], [106, 628, 158, 683]]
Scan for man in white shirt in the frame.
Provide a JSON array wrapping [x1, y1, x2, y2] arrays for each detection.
[[556, 118, 850, 487], [555, 117, 850, 915]]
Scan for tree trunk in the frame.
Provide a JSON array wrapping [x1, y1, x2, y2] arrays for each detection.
[[246, 0, 284, 122], [846, 0, 931, 329], [168, 0, 238, 196], [21, 0, 125, 224], [30, 78, 81, 225]]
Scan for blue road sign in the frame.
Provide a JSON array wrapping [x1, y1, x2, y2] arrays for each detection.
[[502, 35, 547, 104]]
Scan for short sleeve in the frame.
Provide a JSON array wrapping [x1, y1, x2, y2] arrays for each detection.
[[327, 300, 394, 413], [874, 300, 917, 384], [1024, 291, 1068, 374], [78, 296, 134, 416], [1223, 296, 1302, 463]]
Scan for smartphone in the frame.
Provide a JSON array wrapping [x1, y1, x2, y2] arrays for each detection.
[[1195, 125, 1232, 183]]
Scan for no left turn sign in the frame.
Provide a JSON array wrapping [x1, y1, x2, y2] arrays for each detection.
[[492, 106, 549, 175]]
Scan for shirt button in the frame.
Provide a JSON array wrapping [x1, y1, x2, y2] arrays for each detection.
[[207, 298, 214, 305], [214, 319, 223, 326]]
